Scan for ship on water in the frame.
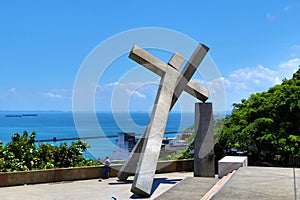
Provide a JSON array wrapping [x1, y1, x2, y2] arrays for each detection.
[[5, 114, 38, 117], [5, 114, 22, 117], [22, 114, 38, 117]]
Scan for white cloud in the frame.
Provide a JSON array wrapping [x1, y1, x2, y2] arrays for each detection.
[[279, 58, 300, 68], [45, 92, 63, 99], [9, 88, 16, 94], [284, 6, 291, 12], [267, 5, 295, 21], [102, 82, 124, 88], [101, 81, 158, 89], [98, 80, 158, 93], [95, 57, 299, 112], [206, 77, 227, 95], [266, 13, 277, 21], [278, 58, 300, 79], [44, 89, 69, 99], [96, 81, 159, 111], [126, 89, 146, 99], [293, 45, 300, 50], [52, 88, 67, 93], [216, 58, 299, 110], [226, 65, 281, 90], [290, 45, 300, 58]]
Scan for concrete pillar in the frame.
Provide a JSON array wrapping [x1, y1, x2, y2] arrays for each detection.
[[194, 102, 215, 177]]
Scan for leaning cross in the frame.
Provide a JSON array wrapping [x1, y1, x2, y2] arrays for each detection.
[[117, 44, 209, 197]]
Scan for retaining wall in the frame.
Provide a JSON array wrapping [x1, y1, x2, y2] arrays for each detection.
[[0, 159, 193, 187]]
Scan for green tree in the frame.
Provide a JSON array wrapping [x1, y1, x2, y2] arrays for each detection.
[[0, 131, 38, 171], [216, 68, 300, 165], [0, 131, 97, 172], [36, 140, 93, 169]]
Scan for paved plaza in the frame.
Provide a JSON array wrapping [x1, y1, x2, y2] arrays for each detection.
[[0, 167, 299, 200], [0, 172, 194, 200]]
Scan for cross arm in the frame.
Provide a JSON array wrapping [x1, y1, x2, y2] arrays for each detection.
[[185, 79, 209, 102], [171, 44, 209, 105], [129, 45, 167, 77], [129, 45, 209, 102]]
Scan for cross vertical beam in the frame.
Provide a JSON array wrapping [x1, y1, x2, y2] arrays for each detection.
[[117, 44, 209, 197]]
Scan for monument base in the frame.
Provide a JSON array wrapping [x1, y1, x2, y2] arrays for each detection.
[[194, 102, 215, 177]]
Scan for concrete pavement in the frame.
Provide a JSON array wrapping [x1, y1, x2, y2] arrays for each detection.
[[213, 167, 299, 200], [0, 172, 193, 200], [156, 176, 218, 200], [1, 167, 299, 200]]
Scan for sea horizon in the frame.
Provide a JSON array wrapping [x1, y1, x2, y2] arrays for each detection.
[[0, 111, 204, 158], [0, 110, 230, 159]]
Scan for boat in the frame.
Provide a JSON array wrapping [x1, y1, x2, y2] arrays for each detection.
[[5, 114, 22, 117], [22, 114, 38, 117]]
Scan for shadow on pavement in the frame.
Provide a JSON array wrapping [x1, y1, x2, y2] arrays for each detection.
[[130, 178, 183, 199]]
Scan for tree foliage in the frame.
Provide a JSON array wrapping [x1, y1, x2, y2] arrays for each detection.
[[161, 118, 226, 161], [216, 68, 300, 165], [0, 131, 98, 172]]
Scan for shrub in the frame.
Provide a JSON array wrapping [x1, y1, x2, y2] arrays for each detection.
[[0, 131, 98, 172]]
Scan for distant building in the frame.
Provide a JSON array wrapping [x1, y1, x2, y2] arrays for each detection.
[[112, 132, 136, 160], [181, 132, 194, 140], [112, 132, 191, 160], [116, 132, 135, 152], [169, 139, 188, 147]]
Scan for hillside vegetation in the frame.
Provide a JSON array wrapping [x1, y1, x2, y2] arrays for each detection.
[[0, 131, 98, 172], [216, 68, 300, 165]]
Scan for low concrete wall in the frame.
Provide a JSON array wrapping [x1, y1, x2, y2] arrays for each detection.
[[0, 159, 193, 187], [156, 159, 193, 173]]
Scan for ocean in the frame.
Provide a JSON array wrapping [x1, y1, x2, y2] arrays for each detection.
[[0, 111, 194, 159]]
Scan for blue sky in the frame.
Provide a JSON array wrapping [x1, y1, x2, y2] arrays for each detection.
[[0, 1, 300, 112]]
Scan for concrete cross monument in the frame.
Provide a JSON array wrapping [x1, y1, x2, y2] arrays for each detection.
[[118, 44, 211, 197]]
